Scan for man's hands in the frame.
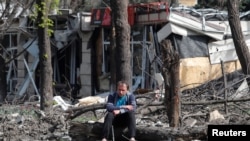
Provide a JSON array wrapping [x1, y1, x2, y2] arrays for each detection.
[[113, 105, 134, 115], [122, 105, 133, 111], [113, 110, 120, 115]]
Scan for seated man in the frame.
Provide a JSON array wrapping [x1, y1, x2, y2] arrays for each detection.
[[101, 81, 137, 141]]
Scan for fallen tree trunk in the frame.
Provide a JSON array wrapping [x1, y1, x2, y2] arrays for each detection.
[[65, 103, 106, 120], [136, 125, 207, 141], [182, 97, 250, 105], [69, 122, 207, 141], [139, 105, 165, 115], [66, 103, 165, 120]]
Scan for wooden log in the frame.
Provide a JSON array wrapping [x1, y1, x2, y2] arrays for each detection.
[[66, 103, 165, 120], [139, 105, 165, 115], [68, 122, 207, 141], [65, 103, 106, 120], [182, 97, 250, 105]]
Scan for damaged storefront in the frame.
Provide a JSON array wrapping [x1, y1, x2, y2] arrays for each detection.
[[4, 11, 94, 101]]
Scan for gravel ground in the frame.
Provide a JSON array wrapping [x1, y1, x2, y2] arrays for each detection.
[[0, 104, 71, 141], [1, 94, 250, 141]]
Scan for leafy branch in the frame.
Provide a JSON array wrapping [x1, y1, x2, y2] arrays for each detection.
[[30, 0, 60, 36]]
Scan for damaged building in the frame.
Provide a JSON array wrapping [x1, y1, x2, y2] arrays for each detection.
[[3, 1, 250, 102], [91, 2, 250, 94], [4, 8, 93, 100]]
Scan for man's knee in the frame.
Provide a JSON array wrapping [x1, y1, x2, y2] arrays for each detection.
[[127, 111, 135, 118], [106, 112, 114, 117], [105, 112, 115, 121]]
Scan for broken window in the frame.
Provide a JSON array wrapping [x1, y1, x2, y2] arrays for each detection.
[[3, 33, 18, 93]]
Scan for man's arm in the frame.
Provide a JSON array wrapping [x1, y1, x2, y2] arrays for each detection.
[[119, 94, 137, 114], [106, 93, 120, 112]]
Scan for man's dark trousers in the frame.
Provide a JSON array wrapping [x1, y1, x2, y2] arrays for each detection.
[[102, 111, 136, 139]]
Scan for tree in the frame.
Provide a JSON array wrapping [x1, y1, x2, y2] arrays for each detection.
[[110, 0, 132, 88], [161, 40, 180, 128], [36, 0, 54, 110], [109, 3, 117, 92], [227, 0, 250, 75]]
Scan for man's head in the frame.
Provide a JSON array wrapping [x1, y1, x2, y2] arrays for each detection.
[[117, 81, 129, 97]]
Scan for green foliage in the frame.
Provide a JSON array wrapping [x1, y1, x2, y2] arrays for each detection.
[[50, 0, 60, 10], [50, 0, 61, 14], [43, 53, 48, 60], [30, 0, 60, 36]]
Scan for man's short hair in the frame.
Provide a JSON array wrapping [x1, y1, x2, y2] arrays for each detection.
[[117, 80, 129, 90]]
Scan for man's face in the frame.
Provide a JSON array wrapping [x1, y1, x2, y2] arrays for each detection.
[[117, 83, 128, 97]]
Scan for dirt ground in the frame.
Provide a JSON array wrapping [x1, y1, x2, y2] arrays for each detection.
[[0, 102, 106, 141], [1, 101, 250, 141], [0, 104, 71, 141], [1, 85, 250, 141]]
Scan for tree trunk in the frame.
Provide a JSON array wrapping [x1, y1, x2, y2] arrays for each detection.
[[110, 27, 116, 92], [36, 0, 53, 110], [228, 0, 250, 75], [110, 1, 116, 92], [112, 0, 132, 87], [161, 39, 180, 127]]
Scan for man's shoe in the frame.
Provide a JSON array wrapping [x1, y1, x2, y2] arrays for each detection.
[[130, 137, 136, 141], [101, 138, 107, 141]]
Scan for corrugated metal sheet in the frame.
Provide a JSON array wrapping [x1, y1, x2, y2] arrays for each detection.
[[208, 36, 250, 64]]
